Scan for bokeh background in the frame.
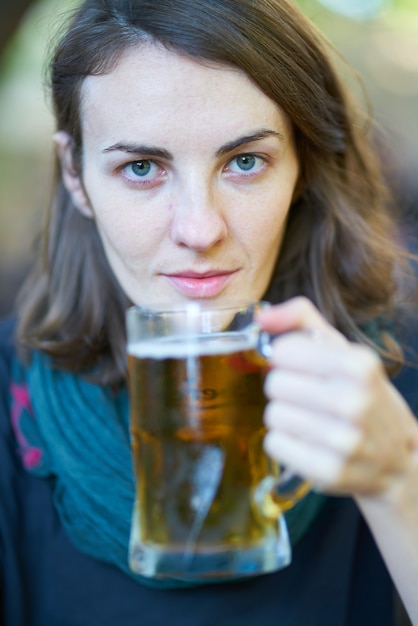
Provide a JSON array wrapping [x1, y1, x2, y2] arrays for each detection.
[[1, 0, 418, 316]]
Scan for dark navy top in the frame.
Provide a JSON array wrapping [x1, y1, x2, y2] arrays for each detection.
[[0, 317, 415, 625]]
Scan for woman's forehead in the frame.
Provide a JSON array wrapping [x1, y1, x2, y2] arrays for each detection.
[[78, 44, 293, 148]]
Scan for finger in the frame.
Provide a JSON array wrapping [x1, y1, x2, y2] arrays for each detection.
[[268, 331, 384, 383], [263, 431, 386, 494], [264, 368, 373, 422], [263, 430, 345, 490], [264, 400, 361, 454]]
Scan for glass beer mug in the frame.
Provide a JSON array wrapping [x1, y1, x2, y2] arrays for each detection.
[[126, 301, 310, 581]]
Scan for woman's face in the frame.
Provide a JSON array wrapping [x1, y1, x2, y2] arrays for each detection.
[[58, 44, 299, 306]]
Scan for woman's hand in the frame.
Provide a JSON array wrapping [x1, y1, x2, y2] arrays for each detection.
[[258, 296, 418, 621], [257, 296, 418, 499]]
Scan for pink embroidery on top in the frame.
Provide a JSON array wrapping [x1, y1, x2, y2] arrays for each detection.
[[10, 382, 43, 469]]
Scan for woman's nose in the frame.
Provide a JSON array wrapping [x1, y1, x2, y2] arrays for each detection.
[[169, 182, 228, 251]]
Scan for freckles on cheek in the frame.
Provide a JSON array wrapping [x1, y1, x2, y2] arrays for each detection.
[[151, 226, 165, 237], [254, 218, 287, 266], [98, 220, 140, 255], [248, 212, 286, 245]]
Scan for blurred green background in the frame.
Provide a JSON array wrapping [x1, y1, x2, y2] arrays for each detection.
[[1, 0, 418, 315]]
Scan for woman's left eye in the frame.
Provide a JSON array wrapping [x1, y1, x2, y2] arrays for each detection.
[[227, 154, 265, 175]]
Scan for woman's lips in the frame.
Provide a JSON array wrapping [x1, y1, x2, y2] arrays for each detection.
[[163, 271, 236, 298]]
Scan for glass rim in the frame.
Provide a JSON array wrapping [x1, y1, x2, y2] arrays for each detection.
[[127, 300, 270, 316]]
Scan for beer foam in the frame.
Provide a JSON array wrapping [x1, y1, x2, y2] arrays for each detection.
[[128, 331, 257, 359]]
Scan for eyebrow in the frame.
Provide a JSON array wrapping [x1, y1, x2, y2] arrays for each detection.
[[215, 129, 285, 156], [102, 144, 172, 159], [102, 129, 284, 160]]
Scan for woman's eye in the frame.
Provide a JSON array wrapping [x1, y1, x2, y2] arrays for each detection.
[[122, 159, 160, 181], [131, 160, 152, 177], [227, 154, 265, 175]]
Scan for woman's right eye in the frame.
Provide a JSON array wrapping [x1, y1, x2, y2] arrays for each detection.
[[120, 159, 167, 187], [124, 160, 156, 179]]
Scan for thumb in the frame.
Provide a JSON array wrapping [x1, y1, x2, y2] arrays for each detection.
[[257, 296, 344, 343]]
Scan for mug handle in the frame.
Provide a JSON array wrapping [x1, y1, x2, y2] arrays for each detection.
[[253, 473, 311, 520]]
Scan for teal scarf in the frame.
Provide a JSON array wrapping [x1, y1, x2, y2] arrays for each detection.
[[10, 351, 326, 588]]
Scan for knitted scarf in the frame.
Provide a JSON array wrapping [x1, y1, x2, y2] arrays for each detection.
[[10, 350, 326, 588]]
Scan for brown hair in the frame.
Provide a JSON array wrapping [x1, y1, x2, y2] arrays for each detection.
[[17, 0, 415, 384]]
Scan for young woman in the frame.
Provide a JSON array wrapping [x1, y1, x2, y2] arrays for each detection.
[[1, 0, 417, 623]]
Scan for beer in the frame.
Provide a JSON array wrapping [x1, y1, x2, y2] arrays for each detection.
[[127, 332, 287, 579]]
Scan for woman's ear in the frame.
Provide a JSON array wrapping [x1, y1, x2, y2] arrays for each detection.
[[53, 131, 94, 218]]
